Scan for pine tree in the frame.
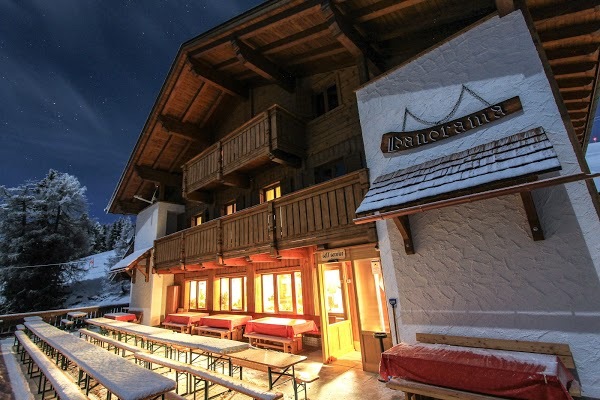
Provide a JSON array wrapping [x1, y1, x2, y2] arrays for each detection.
[[0, 170, 93, 313]]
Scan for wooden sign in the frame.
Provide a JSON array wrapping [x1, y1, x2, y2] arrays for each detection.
[[381, 96, 522, 153], [319, 249, 346, 262]]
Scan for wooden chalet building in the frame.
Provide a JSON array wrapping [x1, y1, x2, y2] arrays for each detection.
[[107, 0, 600, 383]]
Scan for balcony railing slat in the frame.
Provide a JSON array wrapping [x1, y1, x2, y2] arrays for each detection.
[[155, 170, 374, 270]]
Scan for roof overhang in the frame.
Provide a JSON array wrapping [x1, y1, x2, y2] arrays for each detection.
[[109, 247, 153, 281]]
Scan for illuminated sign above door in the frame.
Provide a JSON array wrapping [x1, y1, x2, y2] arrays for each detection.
[[381, 96, 522, 154]]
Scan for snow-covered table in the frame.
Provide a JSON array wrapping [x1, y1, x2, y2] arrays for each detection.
[[23, 316, 43, 322], [380, 343, 575, 400], [228, 348, 307, 399], [25, 321, 176, 400], [164, 312, 208, 326]]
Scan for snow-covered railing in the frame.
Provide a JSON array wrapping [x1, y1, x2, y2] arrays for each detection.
[[0, 303, 128, 336]]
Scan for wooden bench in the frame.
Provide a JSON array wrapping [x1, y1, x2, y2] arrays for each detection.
[[60, 318, 75, 331], [15, 331, 89, 400], [195, 325, 232, 339], [387, 333, 582, 400], [162, 321, 190, 334], [134, 352, 283, 400], [295, 371, 320, 400], [387, 378, 506, 400], [78, 328, 146, 357], [244, 332, 300, 353]]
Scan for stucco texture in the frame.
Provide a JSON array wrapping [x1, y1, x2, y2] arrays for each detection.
[[356, 11, 600, 397]]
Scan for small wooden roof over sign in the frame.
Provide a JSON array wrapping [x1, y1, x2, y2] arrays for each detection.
[[356, 128, 561, 216]]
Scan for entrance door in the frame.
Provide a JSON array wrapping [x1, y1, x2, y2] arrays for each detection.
[[318, 262, 355, 362]]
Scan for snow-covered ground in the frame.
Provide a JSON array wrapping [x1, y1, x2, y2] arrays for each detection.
[[586, 142, 600, 190], [63, 250, 130, 308]]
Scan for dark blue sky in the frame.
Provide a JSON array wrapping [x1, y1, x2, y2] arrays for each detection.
[[0, 0, 263, 223], [1, 1, 599, 224]]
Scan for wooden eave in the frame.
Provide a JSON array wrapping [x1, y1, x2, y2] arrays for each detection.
[[108, 0, 599, 215]]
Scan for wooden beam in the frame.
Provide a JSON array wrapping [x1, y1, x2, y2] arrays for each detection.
[[529, 0, 600, 22], [248, 253, 279, 263], [535, 7, 600, 33], [542, 31, 600, 52], [278, 248, 310, 259], [495, 0, 516, 17], [269, 149, 302, 168], [321, 1, 385, 73], [392, 216, 414, 255], [185, 190, 212, 203], [286, 43, 347, 67], [261, 23, 330, 55], [231, 39, 295, 92], [158, 115, 207, 143], [135, 165, 182, 187], [187, 57, 248, 98], [222, 257, 251, 267], [351, 0, 427, 23], [219, 172, 250, 188], [520, 191, 545, 241]]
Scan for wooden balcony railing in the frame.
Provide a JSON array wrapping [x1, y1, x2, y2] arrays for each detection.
[[182, 104, 305, 196], [154, 170, 376, 270]]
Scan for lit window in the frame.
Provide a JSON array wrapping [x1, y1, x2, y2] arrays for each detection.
[[261, 271, 303, 314], [188, 280, 207, 310], [218, 276, 246, 311], [193, 214, 203, 226], [314, 84, 339, 117], [262, 184, 281, 203], [225, 202, 237, 216]]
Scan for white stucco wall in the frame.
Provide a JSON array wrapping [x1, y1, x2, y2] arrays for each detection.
[[356, 11, 600, 397], [130, 202, 183, 325]]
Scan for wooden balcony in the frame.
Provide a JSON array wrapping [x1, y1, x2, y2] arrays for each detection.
[[154, 170, 377, 270], [182, 104, 306, 196]]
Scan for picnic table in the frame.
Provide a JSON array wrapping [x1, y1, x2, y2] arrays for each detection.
[[164, 312, 208, 325], [229, 347, 307, 400], [25, 321, 176, 400], [23, 316, 44, 322], [380, 343, 575, 400], [196, 314, 252, 340], [245, 317, 316, 338], [104, 312, 137, 322]]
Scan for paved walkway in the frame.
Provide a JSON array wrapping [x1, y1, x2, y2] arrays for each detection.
[[1, 335, 402, 400]]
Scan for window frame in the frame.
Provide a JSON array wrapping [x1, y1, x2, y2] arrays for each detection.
[[188, 279, 208, 311], [260, 270, 303, 315], [261, 182, 282, 203], [313, 83, 340, 118], [192, 214, 203, 227], [217, 275, 246, 312], [224, 201, 237, 216]]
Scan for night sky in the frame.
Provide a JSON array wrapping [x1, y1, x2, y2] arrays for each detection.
[[1, 1, 599, 224], [0, 0, 263, 223]]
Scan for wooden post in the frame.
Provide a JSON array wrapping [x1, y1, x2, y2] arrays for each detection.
[[520, 191, 545, 241], [393, 216, 415, 255], [268, 202, 278, 257]]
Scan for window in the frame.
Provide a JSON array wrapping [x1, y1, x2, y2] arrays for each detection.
[[261, 184, 281, 203], [193, 214, 203, 226], [224, 202, 237, 216], [261, 271, 303, 314], [313, 84, 339, 117], [188, 280, 207, 310], [218, 276, 246, 311], [314, 158, 346, 184]]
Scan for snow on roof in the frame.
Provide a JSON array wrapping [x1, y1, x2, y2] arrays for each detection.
[[356, 128, 561, 214], [109, 246, 152, 272]]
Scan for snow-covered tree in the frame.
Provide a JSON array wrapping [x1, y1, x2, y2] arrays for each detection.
[[0, 170, 93, 313]]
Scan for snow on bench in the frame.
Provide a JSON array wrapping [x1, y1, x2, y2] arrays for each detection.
[[78, 328, 146, 357], [244, 332, 299, 353], [134, 352, 283, 400], [161, 321, 190, 334], [15, 331, 89, 400], [194, 326, 232, 340]]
